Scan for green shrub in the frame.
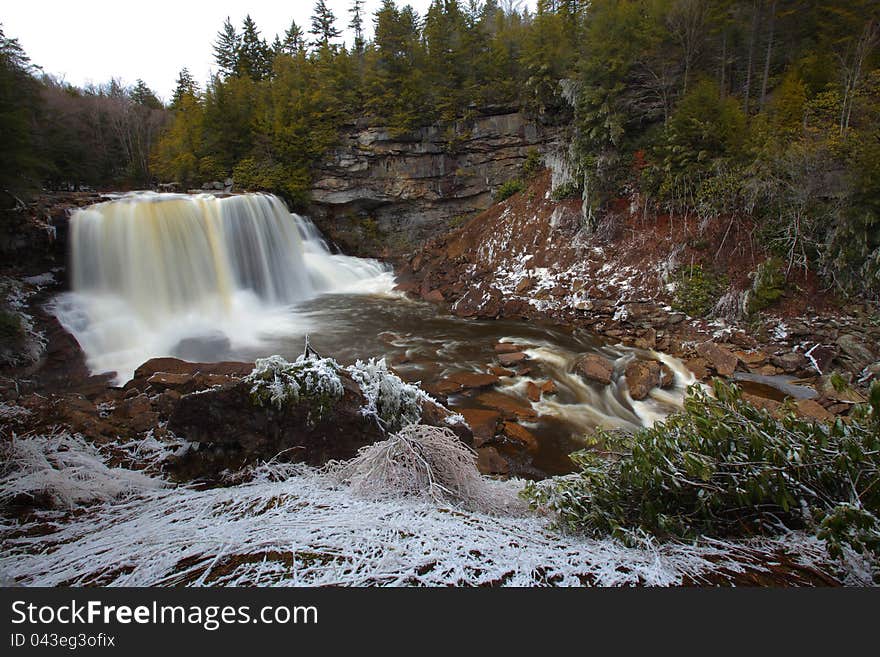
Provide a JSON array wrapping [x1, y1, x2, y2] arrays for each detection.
[[671, 264, 728, 317], [359, 216, 381, 242], [551, 181, 582, 200], [0, 309, 23, 343], [746, 256, 786, 315], [495, 179, 524, 202], [523, 380, 880, 562], [521, 148, 543, 179], [448, 214, 470, 229]]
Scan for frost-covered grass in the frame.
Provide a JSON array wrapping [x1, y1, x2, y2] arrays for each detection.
[[0, 425, 873, 586], [0, 431, 165, 509]]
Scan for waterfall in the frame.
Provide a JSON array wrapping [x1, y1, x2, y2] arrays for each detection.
[[54, 192, 394, 383]]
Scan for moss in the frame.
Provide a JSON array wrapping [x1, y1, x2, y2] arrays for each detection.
[[746, 257, 786, 315], [671, 264, 728, 317]]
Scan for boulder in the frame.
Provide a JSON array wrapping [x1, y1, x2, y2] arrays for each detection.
[[422, 289, 445, 303], [477, 447, 509, 475], [837, 334, 875, 368], [497, 351, 528, 367], [685, 358, 710, 380], [803, 344, 837, 374], [501, 421, 539, 451], [742, 393, 782, 414], [526, 381, 542, 402], [435, 371, 500, 395], [574, 353, 615, 385], [659, 363, 676, 389], [166, 366, 471, 481], [515, 278, 534, 294], [625, 360, 661, 400], [696, 342, 738, 377], [489, 365, 516, 377], [771, 352, 806, 374], [794, 399, 834, 422], [460, 408, 501, 447], [476, 391, 538, 421], [735, 350, 768, 367]]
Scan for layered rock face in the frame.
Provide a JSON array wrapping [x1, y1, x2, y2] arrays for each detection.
[[308, 109, 560, 257]]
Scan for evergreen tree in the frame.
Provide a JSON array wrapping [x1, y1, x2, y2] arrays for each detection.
[[237, 15, 272, 81], [280, 20, 305, 56], [310, 0, 343, 51], [130, 79, 163, 109], [213, 17, 241, 78], [170, 68, 198, 110], [349, 0, 366, 54]]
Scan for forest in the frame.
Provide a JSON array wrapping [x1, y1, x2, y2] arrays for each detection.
[[3, 1, 878, 300]]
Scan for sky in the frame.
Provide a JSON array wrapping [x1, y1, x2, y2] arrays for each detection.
[[3, 1, 533, 102]]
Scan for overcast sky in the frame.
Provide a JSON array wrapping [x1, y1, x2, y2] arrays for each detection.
[[3, 1, 535, 102]]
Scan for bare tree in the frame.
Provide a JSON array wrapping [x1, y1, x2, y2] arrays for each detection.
[[666, 0, 708, 95], [839, 18, 880, 133], [758, 0, 777, 111]]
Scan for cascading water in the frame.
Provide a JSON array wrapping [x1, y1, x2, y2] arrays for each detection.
[[53, 192, 394, 383], [52, 190, 698, 473]]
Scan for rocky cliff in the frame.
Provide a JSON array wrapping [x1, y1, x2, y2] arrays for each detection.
[[308, 109, 561, 258]]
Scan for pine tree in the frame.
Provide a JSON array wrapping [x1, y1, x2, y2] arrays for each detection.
[[131, 79, 163, 109], [349, 0, 366, 54], [171, 68, 198, 110], [237, 15, 272, 81], [281, 20, 305, 56], [309, 0, 342, 51], [213, 17, 241, 78]]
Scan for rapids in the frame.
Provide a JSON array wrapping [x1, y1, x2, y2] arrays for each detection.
[[53, 192, 695, 473]]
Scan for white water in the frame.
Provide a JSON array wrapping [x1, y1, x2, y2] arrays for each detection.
[[53, 192, 394, 383]]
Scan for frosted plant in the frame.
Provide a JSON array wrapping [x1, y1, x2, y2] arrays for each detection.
[[0, 403, 31, 421], [0, 277, 47, 368], [245, 355, 344, 425], [346, 358, 426, 431], [115, 430, 191, 473], [0, 431, 165, 509], [713, 288, 747, 321], [444, 413, 466, 426], [330, 424, 526, 516]]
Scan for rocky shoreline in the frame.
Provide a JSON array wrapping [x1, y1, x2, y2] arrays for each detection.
[[394, 172, 880, 425]]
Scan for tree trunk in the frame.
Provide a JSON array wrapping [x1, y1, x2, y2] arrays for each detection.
[[743, 0, 759, 113], [759, 0, 777, 111]]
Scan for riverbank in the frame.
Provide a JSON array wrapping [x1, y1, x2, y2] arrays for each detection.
[[1, 188, 878, 586], [395, 171, 880, 416]]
